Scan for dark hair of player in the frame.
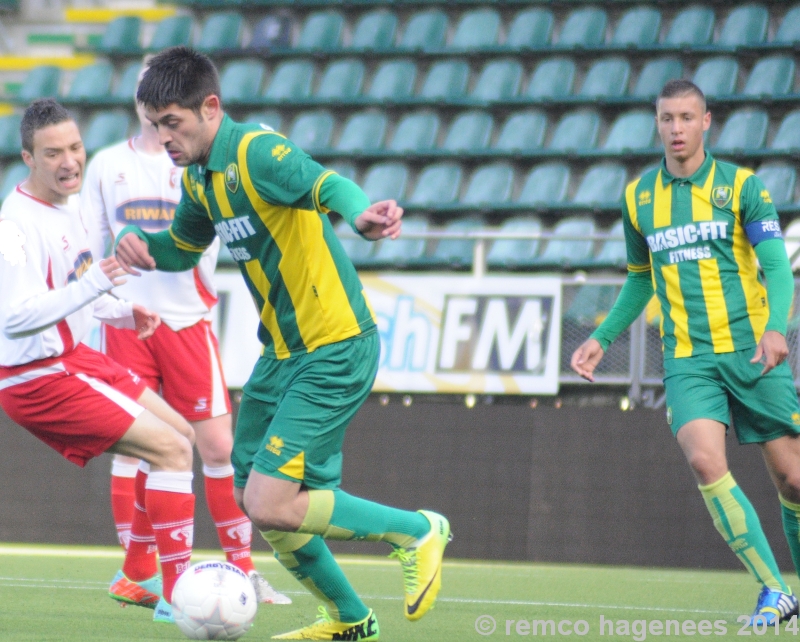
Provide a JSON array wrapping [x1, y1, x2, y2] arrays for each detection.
[[136, 46, 221, 113], [20, 98, 73, 153], [656, 79, 707, 112]]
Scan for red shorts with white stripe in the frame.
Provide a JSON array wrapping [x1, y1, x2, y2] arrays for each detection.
[[104, 320, 231, 422], [0, 343, 148, 467]]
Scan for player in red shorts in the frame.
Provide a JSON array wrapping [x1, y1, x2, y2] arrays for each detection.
[[81, 66, 289, 605], [0, 98, 194, 623]]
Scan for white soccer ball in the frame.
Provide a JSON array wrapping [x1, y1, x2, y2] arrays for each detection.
[[172, 561, 258, 640]]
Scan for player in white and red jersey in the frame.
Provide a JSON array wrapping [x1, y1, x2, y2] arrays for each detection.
[[81, 73, 289, 605], [0, 98, 194, 623]]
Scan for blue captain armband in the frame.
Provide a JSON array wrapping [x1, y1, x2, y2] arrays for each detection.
[[745, 219, 782, 246]]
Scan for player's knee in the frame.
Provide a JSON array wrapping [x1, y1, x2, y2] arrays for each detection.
[[778, 471, 800, 503], [687, 450, 726, 484], [243, 497, 289, 532], [196, 433, 233, 468], [158, 432, 193, 471]]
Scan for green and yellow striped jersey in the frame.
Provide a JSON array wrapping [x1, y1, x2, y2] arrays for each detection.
[[167, 115, 376, 359], [623, 153, 781, 359]]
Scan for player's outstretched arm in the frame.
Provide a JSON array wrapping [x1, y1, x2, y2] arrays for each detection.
[[571, 338, 605, 382], [354, 200, 404, 241]]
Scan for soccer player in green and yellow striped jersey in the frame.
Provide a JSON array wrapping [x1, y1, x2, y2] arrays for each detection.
[[114, 47, 451, 640], [572, 79, 800, 626]]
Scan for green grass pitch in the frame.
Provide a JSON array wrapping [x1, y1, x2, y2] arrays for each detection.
[[0, 544, 791, 641]]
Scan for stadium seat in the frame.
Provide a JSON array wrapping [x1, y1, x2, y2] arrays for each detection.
[[19, 66, 60, 102], [408, 163, 462, 206], [0, 162, 28, 200], [494, 111, 547, 153], [370, 215, 428, 268], [775, 5, 800, 45], [425, 218, 482, 269], [243, 110, 282, 132], [557, 7, 607, 48], [334, 220, 375, 267], [418, 60, 469, 101], [742, 56, 795, 97], [487, 216, 542, 270], [450, 9, 500, 49], [631, 58, 683, 98], [757, 163, 796, 207], [506, 8, 554, 48], [603, 111, 657, 151], [692, 57, 739, 97], [83, 111, 130, 155], [327, 162, 356, 182], [387, 111, 440, 152], [572, 164, 627, 207], [462, 163, 514, 206], [97, 16, 141, 54], [771, 110, 800, 151], [351, 10, 397, 50], [716, 4, 768, 47], [288, 111, 334, 151], [316, 59, 364, 101], [366, 60, 416, 102], [471, 60, 522, 102], [611, 7, 661, 48], [441, 111, 493, 152], [714, 109, 769, 151], [111, 62, 141, 103], [785, 219, 800, 271], [578, 58, 630, 99], [563, 283, 622, 326], [549, 111, 600, 152], [0, 115, 21, 155], [196, 12, 243, 53], [65, 62, 113, 101], [262, 60, 314, 102], [663, 6, 715, 47], [525, 57, 576, 100], [533, 217, 596, 268], [249, 15, 292, 51], [592, 219, 626, 269], [335, 111, 387, 152], [517, 163, 570, 206], [219, 60, 265, 104], [148, 15, 192, 51], [399, 10, 448, 50], [297, 11, 344, 50], [361, 162, 408, 202]]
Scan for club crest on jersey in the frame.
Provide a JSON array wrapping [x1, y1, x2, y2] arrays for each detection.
[[225, 163, 240, 193], [712, 186, 733, 208], [67, 250, 93, 283]]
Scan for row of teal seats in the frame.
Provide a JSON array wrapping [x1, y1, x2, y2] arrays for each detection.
[[92, 5, 800, 55]]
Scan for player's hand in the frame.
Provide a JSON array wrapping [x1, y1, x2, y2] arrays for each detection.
[[133, 305, 160, 340], [99, 256, 128, 287], [354, 200, 403, 241], [115, 233, 156, 276], [751, 330, 789, 375], [570, 338, 605, 382]]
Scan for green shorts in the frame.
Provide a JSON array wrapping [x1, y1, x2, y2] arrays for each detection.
[[663, 348, 800, 444], [232, 330, 378, 489]]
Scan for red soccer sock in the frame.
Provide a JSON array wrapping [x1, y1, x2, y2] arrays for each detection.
[[146, 471, 195, 602], [110, 461, 138, 550], [204, 465, 255, 575], [121, 465, 158, 581]]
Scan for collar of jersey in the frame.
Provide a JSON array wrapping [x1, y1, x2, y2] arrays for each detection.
[[203, 113, 237, 174], [659, 151, 714, 188]]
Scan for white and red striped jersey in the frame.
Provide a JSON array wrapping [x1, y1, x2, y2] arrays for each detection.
[[82, 138, 219, 332], [0, 187, 134, 367]]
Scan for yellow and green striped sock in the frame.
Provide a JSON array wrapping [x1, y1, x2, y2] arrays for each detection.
[[779, 494, 800, 584]]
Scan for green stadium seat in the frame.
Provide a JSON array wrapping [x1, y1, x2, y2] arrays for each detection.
[[592, 219, 626, 269], [564, 283, 622, 326], [549, 111, 600, 152], [716, 4, 768, 47], [470, 60, 522, 102], [263, 60, 314, 102], [506, 8, 553, 49], [327, 162, 357, 182], [462, 163, 514, 206], [0, 162, 28, 200], [366, 60, 416, 101], [757, 163, 796, 207], [556, 7, 607, 48], [219, 60, 264, 104], [351, 10, 397, 50], [714, 109, 768, 151], [98, 16, 141, 54], [0, 115, 21, 155], [399, 10, 447, 50], [632, 58, 683, 98], [663, 7, 715, 47], [611, 7, 661, 48], [784, 219, 800, 270], [243, 110, 282, 132], [65, 62, 113, 101], [361, 162, 408, 202], [742, 56, 795, 97], [487, 216, 542, 270], [494, 111, 547, 153], [370, 215, 428, 268], [441, 111, 492, 153], [111, 62, 141, 103], [250, 16, 292, 51], [771, 110, 800, 151], [334, 220, 375, 267], [19, 66, 60, 102], [573, 164, 627, 207], [692, 57, 739, 97], [297, 11, 344, 50], [775, 6, 800, 45], [288, 111, 334, 151], [335, 111, 387, 152], [148, 15, 192, 51], [603, 111, 656, 151], [426, 218, 482, 269], [418, 60, 469, 101], [525, 58, 575, 100], [83, 111, 130, 155], [196, 12, 243, 53], [408, 163, 462, 206], [578, 58, 630, 99], [450, 9, 500, 49], [388, 111, 439, 153], [517, 163, 570, 206], [316, 60, 364, 101], [533, 217, 596, 268]]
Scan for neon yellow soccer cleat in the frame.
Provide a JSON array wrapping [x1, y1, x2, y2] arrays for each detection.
[[272, 606, 379, 640]]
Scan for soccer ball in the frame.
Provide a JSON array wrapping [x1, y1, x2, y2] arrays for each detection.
[[172, 561, 258, 640]]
